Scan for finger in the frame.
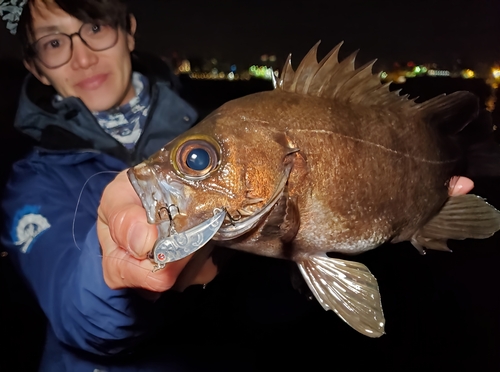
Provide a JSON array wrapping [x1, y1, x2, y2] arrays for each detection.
[[172, 245, 219, 291], [98, 170, 158, 258], [100, 170, 143, 213], [448, 176, 474, 196], [102, 247, 193, 292], [107, 205, 157, 258], [192, 258, 218, 285]]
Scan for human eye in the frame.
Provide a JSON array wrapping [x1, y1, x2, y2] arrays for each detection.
[[42, 36, 64, 50], [90, 23, 102, 33]]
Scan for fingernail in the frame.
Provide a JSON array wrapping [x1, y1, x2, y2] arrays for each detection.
[[127, 223, 149, 257]]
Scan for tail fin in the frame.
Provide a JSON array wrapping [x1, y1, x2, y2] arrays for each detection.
[[411, 194, 500, 253]]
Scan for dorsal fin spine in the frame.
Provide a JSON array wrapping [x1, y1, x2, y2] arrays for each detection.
[[277, 41, 414, 109]]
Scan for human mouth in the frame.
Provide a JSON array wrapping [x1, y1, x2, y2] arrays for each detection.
[[75, 73, 109, 90]]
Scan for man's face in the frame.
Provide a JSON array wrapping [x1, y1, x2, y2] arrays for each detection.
[[25, 0, 136, 112]]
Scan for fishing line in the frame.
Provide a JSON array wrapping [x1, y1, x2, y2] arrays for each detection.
[[72, 172, 155, 274], [72, 171, 120, 251]]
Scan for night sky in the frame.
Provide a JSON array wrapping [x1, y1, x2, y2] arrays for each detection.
[[0, 0, 499, 69], [129, 0, 500, 69]]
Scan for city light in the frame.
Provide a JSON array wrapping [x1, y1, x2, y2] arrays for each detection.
[[173, 56, 497, 85], [428, 69, 450, 77], [178, 60, 191, 74], [461, 69, 475, 79], [249, 65, 274, 80]]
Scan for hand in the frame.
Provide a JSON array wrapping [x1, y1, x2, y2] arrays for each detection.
[[97, 170, 218, 294], [448, 176, 474, 196]]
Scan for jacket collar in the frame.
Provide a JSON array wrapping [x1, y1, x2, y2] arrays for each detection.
[[14, 55, 198, 165]]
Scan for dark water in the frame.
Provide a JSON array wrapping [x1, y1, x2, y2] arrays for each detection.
[[1, 60, 499, 371]]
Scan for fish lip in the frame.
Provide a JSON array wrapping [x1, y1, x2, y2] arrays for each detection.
[[128, 166, 164, 225], [213, 164, 293, 240], [127, 164, 186, 227], [128, 162, 293, 242]]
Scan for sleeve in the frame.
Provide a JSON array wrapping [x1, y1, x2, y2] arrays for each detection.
[[1, 157, 160, 356]]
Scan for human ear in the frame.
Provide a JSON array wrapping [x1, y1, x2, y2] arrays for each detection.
[[127, 14, 137, 52], [23, 59, 51, 86]]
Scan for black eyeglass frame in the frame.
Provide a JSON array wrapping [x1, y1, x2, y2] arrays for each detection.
[[30, 22, 120, 69]]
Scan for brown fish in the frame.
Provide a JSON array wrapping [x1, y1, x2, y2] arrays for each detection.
[[128, 42, 500, 337]]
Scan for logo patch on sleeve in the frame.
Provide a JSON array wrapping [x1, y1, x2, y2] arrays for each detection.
[[11, 205, 51, 253]]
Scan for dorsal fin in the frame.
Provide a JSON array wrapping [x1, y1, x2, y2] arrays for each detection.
[[417, 91, 479, 134], [277, 41, 482, 133], [277, 41, 417, 109]]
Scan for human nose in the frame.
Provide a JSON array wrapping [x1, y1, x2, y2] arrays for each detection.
[[69, 35, 98, 70]]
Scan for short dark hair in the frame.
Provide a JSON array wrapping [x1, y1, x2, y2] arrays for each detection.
[[18, 0, 133, 61]]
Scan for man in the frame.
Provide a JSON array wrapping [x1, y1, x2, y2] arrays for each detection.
[[0, 0, 475, 371], [1, 0, 216, 370]]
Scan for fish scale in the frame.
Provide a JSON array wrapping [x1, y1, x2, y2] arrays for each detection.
[[129, 41, 500, 338]]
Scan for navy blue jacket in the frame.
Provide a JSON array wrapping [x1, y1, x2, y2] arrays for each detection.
[[1, 71, 202, 371]]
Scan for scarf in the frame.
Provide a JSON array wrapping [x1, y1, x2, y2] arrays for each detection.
[[93, 72, 151, 149], [54, 72, 151, 150]]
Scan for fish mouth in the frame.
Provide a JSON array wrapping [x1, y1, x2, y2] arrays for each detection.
[[128, 165, 226, 270], [127, 162, 292, 267], [128, 163, 187, 228]]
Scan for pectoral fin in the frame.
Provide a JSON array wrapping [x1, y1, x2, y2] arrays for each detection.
[[297, 253, 385, 338], [412, 194, 500, 253]]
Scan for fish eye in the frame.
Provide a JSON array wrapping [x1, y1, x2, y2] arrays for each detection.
[[175, 139, 220, 179], [186, 148, 210, 171]]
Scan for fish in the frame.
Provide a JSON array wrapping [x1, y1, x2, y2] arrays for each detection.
[[127, 41, 500, 338]]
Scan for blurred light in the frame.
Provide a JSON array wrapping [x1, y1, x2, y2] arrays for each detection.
[[427, 69, 450, 77], [492, 68, 500, 79], [380, 71, 388, 79], [461, 69, 475, 79], [260, 54, 268, 62], [397, 76, 406, 83], [178, 59, 191, 73], [269, 55, 277, 62], [211, 68, 218, 75], [227, 72, 235, 81], [230, 64, 237, 72], [249, 65, 274, 80], [218, 72, 225, 79], [211, 58, 218, 65]]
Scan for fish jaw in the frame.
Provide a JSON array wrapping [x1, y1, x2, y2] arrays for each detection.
[[128, 160, 293, 238], [128, 157, 294, 247], [128, 163, 227, 268], [127, 162, 187, 227]]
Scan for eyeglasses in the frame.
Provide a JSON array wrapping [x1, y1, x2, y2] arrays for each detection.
[[31, 23, 119, 69]]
